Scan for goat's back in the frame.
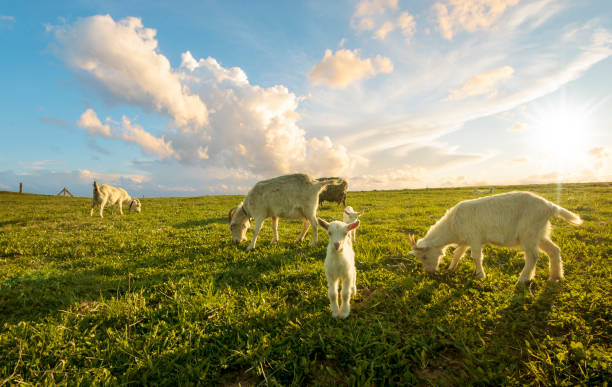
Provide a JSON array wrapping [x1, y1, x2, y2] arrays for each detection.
[[244, 173, 324, 218], [443, 191, 556, 245]]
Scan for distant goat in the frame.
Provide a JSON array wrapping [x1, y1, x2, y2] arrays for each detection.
[[409, 191, 582, 284], [342, 206, 364, 242], [318, 177, 348, 207], [228, 174, 338, 251], [318, 217, 360, 319], [472, 187, 494, 194], [90, 180, 141, 218]]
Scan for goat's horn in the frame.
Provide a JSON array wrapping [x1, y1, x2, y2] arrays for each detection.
[[228, 207, 237, 224]]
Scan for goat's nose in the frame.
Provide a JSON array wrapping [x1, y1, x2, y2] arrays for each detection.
[[334, 242, 341, 250]]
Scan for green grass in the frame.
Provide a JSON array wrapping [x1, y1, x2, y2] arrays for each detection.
[[0, 183, 610, 385]]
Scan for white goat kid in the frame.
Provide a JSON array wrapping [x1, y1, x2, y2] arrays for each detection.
[[342, 206, 364, 242], [90, 180, 141, 218], [318, 217, 360, 319], [228, 174, 338, 251], [409, 191, 582, 284]]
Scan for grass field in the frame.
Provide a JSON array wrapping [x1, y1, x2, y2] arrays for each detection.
[[0, 183, 610, 385]]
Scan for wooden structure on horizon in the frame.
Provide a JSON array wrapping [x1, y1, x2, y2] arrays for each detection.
[[57, 187, 74, 197]]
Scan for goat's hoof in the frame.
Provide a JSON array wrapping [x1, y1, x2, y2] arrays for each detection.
[[548, 276, 563, 283], [246, 246, 255, 251], [339, 311, 350, 319], [475, 272, 486, 279], [270, 240, 277, 245]]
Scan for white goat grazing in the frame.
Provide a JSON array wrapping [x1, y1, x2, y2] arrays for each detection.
[[472, 187, 494, 194], [228, 174, 339, 251], [342, 206, 364, 242], [409, 191, 582, 284], [318, 217, 360, 319], [90, 180, 141, 218]]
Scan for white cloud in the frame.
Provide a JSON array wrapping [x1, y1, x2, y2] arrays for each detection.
[[78, 169, 149, 185], [375, 21, 395, 40], [433, 0, 520, 40], [1, 15, 15, 22], [352, 0, 398, 31], [53, 15, 208, 127], [446, 66, 514, 100], [77, 108, 111, 136], [397, 12, 416, 42], [119, 117, 175, 159], [56, 15, 359, 180], [351, 0, 415, 42], [76, 108, 175, 159], [308, 49, 393, 89]]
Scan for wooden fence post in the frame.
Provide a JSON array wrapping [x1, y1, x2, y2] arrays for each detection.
[[19, 182, 23, 194]]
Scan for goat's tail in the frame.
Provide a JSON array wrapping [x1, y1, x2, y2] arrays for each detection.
[[93, 180, 101, 194], [553, 204, 582, 226]]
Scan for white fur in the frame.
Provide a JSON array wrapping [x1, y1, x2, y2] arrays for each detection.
[[228, 174, 338, 251], [409, 191, 582, 284], [318, 218, 360, 319], [342, 206, 364, 242], [90, 181, 141, 218]]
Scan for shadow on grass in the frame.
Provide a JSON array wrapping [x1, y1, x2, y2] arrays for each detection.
[[173, 216, 227, 229]]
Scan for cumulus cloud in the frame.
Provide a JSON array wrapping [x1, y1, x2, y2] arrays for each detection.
[[77, 108, 111, 136], [55, 15, 359, 180], [446, 66, 514, 100], [308, 49, 393, 89], [53, 15, 208, 127], [352, 0, 398, 31], [77, 108, 175, 159], [351, 0, 416, 42], [433, 0, 520, 40], [397, 12, 416, 42]]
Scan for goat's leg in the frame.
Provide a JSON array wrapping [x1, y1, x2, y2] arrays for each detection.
[[471, 244, 486, 279], [270, 217, 279, 245], [327, 277, 340, 318], [338, 278, 352, 319], [307, 215, 319, 246], [99, 199, 107, 218], [247, 218, 265, 251], [448, 245, 468, 271], [350, 268, 357, 297], [118, 201, 124, 215], [296, 219, 310, 242], [90, 201, 96, 217], [539, 238, 563, 281], [518, 247, 540, 284]]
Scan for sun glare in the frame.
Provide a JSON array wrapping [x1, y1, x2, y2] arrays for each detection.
[[528, 102, 591, 172]]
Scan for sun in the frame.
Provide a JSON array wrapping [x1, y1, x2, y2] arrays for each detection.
[[528, 102, 591, 172]]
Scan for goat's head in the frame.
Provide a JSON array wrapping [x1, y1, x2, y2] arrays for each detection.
[[228, 204, 251, 244], [343, 207, 364, 222], [408, 234, 442, 274], [129, 199, 142, 213], [318, 218, 359, 252]]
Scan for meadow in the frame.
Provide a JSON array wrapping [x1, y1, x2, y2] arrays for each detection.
[[0, 183, 610, 385]]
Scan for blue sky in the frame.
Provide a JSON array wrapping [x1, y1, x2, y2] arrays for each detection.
[[0, 0, 611, 197]]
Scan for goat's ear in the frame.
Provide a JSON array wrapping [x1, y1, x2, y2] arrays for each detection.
[[228, 207, 237, 224], [408, 234, 417, 248], [317, 217, 329, 230], [347, 219, 360, 231], [357, 211, 364, 217]]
